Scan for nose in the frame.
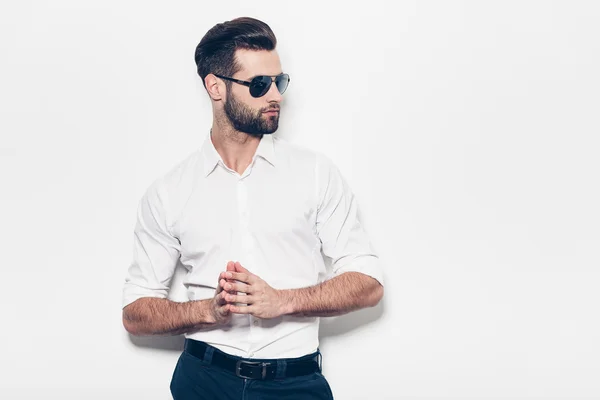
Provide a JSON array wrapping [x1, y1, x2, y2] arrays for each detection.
[[264, 79, 283, 103]]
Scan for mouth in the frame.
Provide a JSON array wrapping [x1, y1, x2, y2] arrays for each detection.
[[263, 108, 280, 114]]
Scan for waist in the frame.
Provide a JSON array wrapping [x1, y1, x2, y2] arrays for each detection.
[[184, 316, 320, 358], [183, 339, 322, 380]]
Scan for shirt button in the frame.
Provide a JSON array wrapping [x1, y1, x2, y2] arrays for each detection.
[[253, 320, 259, 326], [249, 352, 255, 357]]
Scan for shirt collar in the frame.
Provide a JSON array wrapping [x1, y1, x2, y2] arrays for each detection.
[[255, 133, 276, 167], [201, 132, 276, 177]]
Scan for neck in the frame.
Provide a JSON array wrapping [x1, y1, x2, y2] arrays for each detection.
[[210, 119, 262, 175]]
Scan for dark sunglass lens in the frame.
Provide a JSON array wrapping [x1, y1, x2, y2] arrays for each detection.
[[275, 74, 290, 95], [250, 76, 272, 97]]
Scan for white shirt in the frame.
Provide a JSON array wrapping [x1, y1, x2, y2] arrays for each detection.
[[122, 132, 384, 359]]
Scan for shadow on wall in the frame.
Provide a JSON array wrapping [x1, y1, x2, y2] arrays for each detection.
[[127, 252, 386, 351], [319, 301, 384, 342], [129, 332, 186, 351]]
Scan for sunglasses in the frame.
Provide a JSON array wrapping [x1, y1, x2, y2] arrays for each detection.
[[214, 73, 290, 98]]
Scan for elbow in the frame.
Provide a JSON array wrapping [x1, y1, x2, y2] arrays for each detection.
[[122, 304, 143, 336], [364, 280, 384, 308], [122, 316, 139, 336]]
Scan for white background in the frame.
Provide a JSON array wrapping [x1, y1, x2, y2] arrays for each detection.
[[1, 1, 599, 399]]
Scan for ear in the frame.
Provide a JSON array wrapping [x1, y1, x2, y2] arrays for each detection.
[[205, 73, 224, 101]]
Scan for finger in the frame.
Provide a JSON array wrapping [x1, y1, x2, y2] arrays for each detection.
[[229, 304, 254, 315], [234, 261, 250, 273], [225, 262, 240, 282], [217, 269, 232, 288], [216, 290, 228, 306], [224, 281, 251, 294], [221, 274, 239, 289], [217, 303, 230, 317], [217, 278, 232, 294], [220, 289, 236, 303], [225, 271, 255, 284], [225, 293, 253, 305]]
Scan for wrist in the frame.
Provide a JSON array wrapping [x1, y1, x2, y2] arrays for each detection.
[[199, 299, 217, 325], [277, 289, 295, 316]]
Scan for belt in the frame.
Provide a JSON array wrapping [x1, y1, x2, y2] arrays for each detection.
[[183, 339, 321, 380]]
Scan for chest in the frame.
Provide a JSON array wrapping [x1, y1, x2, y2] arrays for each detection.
[[176, 170, 318, 252]]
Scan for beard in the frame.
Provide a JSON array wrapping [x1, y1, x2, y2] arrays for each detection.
[[224, 91, 280, 138]]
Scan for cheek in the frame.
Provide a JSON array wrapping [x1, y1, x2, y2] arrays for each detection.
[[247, 99, 268, 114], [233, 89, 263, 110]]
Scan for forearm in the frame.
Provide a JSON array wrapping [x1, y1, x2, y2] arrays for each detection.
[[122, 297, 216, 336], [280, 272, 383, 317]]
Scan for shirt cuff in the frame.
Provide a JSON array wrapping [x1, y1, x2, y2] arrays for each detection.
[[122, 283, 169, 309], [331, 255, 384, 286]]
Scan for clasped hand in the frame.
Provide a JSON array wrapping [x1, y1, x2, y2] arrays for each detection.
[[210, 261, 285, 324]]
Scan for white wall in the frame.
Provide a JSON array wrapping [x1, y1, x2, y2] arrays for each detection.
[[1, 1, 599, 399]]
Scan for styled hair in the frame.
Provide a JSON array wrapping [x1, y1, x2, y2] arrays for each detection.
[[194, 17, 277, 88]]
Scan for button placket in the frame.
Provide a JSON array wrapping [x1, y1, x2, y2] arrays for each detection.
[[237, 179, 249, 234], [237, 180, 254, 258], [237, 179, 261, 343]]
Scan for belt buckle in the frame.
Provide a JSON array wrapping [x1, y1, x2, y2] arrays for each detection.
[[235, 360, 268, 379]]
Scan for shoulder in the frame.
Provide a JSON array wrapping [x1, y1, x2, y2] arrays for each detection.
[[142, 149, 202, 215], [159, 150, 202, 190]]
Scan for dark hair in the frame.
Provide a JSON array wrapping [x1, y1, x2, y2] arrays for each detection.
[[194, 17, 277, 88]]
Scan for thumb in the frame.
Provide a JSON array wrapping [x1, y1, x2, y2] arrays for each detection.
[[226, 261, 236, 272]]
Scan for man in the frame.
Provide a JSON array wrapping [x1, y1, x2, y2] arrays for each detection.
[[122, 17, 384, 399]]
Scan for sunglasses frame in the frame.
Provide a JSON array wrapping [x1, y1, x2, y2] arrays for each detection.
[[213, 73, 290, 98]]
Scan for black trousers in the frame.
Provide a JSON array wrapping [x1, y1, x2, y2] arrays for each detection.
[[170, 341, 334, 400]]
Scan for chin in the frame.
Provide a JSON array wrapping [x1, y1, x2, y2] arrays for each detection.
[[261, 121, 279, 135]]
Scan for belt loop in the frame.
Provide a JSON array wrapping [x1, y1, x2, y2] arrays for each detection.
[[276, 359, 286, 379], [203, 344, 214, 364], [317, 350, 323, 372]]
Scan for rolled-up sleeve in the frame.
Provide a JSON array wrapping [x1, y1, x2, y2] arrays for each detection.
[[315, 154, 384, 286], [122, 179, 181, 308]]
